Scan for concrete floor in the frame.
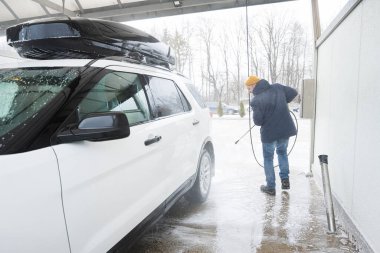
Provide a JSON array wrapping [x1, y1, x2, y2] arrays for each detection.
[[129, 116, 358, 253]]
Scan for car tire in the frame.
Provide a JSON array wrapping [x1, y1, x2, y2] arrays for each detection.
[[185, 149, 212, 203]]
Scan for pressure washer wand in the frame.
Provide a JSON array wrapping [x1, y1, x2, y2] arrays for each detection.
[[234, 125, 256, 144]]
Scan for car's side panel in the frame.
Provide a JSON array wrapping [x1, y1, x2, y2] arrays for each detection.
[[0, 148, 70, 253], [109, 173, 196, 252], [147, 111, 198, 197], [172, 78, 213, 179], [52, 122, 169, 253], [108, 65, 206, 187], [52, 64, 211, 253]]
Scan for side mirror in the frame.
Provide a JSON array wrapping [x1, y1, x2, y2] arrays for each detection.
[[57, 112, 130, 143]]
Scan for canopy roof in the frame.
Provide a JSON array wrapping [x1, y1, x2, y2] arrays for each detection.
[[0, 0, 293, 34]]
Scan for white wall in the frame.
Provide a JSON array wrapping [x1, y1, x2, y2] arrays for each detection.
[[313, 0, 380, 251]]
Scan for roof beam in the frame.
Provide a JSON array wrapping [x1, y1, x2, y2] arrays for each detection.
[[95, 0, 294, 22], [31, 0, 76, 16], [0, 0, 19, 21], [0, 0, 294, 34], [117, 0, 123, 9], [39, 3, 51, 15], [82, 0, 228, 19], [0, 13, 64, 35], [82, 0, 293, 19], [74, 0, 84, 13]]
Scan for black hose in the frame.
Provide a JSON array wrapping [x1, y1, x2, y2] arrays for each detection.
[[246, 94, 299, 168], [248, 93, 264, 167]]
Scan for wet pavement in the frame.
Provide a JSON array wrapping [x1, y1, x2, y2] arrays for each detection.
[[129, 116, 358, 253]]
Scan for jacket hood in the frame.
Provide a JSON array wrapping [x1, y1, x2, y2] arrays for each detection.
[[253, 79, 270, 95]]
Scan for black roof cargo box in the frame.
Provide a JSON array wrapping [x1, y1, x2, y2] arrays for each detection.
[[6, 17, 175, 68]]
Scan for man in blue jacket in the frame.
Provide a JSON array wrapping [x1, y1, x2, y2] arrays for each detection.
[[245, 76, 298, 196]]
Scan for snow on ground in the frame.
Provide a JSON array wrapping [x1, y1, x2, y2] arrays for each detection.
[[131, 115, 357, 253]]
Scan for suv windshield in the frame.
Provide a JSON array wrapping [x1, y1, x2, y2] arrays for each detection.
[[0, 67, 79, 139]]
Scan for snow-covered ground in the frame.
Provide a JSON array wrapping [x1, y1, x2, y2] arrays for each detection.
[[210, 110, 309, 175], [131, 116, 357, 253]]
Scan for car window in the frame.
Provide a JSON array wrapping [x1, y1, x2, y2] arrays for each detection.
[[0, 67, 79, 138], [78, 72, 150, 126], [186, 83, 207, 108], [146, 76, 188, 118], [176, 85, 191, 112]]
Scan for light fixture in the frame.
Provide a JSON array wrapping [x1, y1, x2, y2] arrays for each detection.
[[173, 0, 182, 7]]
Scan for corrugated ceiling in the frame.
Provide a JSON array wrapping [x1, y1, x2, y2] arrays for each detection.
[[0, 0, 293, 34]]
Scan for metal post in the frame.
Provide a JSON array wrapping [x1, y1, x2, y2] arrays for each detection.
[[311, 0, 321, 42], [318, 155, 336, 234], [307, 0, 322, 178]]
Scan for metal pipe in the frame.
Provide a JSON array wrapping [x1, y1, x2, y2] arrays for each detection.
[[307, 0, 322, 178], [234, 125, 255, 144], [311, 0, 321, 42], [318, 155, 336, 234]]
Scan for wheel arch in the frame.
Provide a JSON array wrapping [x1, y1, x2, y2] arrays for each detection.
[[200, 137, 215, 176]]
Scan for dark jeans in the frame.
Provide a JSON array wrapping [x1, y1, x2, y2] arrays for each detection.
[[262, 138, 289, 189]]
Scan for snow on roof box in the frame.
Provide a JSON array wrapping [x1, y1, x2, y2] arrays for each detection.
[[6, 17, 175, 68]]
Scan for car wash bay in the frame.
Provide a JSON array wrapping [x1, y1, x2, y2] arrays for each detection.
[[129, 116, 357, 253], [1, 0, 378, 252]]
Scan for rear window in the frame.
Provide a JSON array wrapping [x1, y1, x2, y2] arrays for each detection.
[[146, 76, 189, 118], [186, 83, 206, 108]]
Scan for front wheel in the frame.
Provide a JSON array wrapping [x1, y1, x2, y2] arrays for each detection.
[[185, 149, 212, 203]]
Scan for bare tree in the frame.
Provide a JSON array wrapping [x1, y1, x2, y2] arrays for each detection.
[[257, 13, 288, 83], [231, 17, 245, 104], [276, 21, 311, 91], [249, 27, 260, 76], [220, 32, 231, 104], [160, 28, 191, 74], [198, 18, 221, 101], [146, 10, 312, 103]]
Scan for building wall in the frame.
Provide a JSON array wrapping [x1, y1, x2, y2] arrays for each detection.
[[313, 0, 380, 251]]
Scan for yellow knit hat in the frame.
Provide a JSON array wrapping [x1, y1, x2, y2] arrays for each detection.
[[245, 75, 261, 87]]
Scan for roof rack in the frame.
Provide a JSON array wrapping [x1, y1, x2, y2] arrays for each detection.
[[6, 17, 175, 70], [103, 56, 174, 72]]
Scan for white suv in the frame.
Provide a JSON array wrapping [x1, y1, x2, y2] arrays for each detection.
[[0, 18, 214, 253]]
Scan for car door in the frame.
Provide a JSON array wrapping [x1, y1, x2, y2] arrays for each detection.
[[0, 65, 84, 253], [0, 148, 70, 253], [144, 75, 198, 190], [52, 68, 169, 253], [183, 82, 212, 165]]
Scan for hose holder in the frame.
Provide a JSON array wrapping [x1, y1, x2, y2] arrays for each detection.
[[318, 154, 337, 234]]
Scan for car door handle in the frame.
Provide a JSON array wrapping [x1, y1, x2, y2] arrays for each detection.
[[144, 136, 162, 146], [192, 120, 200, 126]]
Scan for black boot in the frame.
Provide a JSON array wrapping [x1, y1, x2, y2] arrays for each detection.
[[260, 185, 276, 196], [281, 178, 290, 190]]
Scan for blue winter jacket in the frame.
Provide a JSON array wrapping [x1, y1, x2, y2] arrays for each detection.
[[250, 79, 298, 143]]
